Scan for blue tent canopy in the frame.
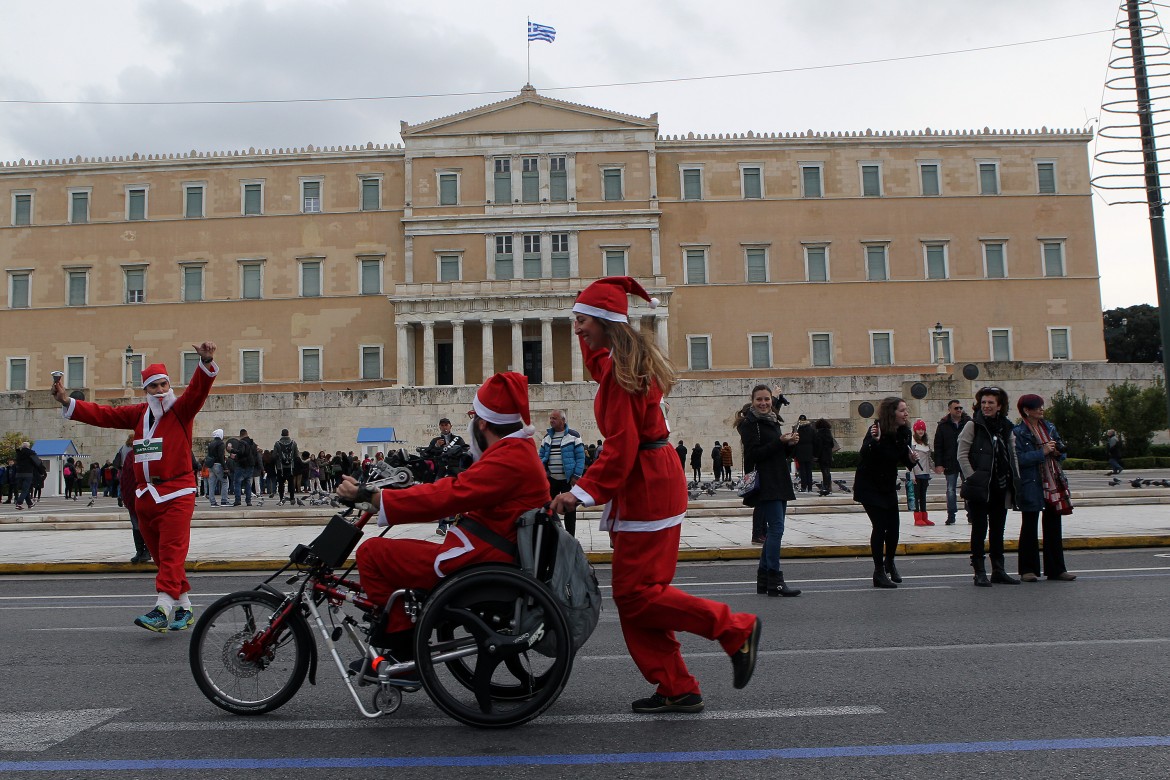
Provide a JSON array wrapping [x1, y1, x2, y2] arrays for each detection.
[[356, 427, 400, 444], [32, 439, 81, 457]]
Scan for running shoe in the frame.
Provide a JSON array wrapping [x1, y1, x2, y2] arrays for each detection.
[[134, 607, 170, 633], [169, 607, 195, 631]]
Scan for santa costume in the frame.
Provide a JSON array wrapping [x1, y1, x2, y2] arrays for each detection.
[[570, 276, 758, 705], [355, 372, 549, 635], [63, 359, 217, 630]]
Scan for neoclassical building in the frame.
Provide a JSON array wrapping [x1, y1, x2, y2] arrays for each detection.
[[0, 86, 1104, 398]]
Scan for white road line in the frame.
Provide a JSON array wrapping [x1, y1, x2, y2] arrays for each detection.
[[0, 709, 126, 752], [98, 706, 884, 732]]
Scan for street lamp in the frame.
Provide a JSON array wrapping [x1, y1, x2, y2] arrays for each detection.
[[124, 345, 134, 388], [933, 323, 946, 374]]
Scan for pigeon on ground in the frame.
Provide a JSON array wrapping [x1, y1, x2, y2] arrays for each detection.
[[86, 499, 94, 507], [1131, 478, 1146, 488], [1108, 477, 1121, 487], [834, 479, 850, 492]]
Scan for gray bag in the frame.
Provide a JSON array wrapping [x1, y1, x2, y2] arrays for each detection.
[[516, 509, 603, 654]]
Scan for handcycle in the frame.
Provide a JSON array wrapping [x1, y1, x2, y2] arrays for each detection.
[[188, 465, 575, 728]]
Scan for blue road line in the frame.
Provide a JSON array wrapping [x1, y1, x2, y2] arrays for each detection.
[[3, 736, 1170, 771]]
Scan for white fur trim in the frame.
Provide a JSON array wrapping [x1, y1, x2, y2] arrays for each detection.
[[649, 297, 660, 308], [62, 397, 77, 419], [142, 372, 169, 388], [473, 395, 524, 425], [572, 302, 628, 323], [569, 484, 596, 507], [198, 359, 218, 377]]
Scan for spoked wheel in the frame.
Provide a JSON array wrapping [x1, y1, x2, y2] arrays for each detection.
[[189, 590, 312, 715], [415, 565, 573, 728]]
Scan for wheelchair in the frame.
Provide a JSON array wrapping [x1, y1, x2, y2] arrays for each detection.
[[188, 466, 575, 729]]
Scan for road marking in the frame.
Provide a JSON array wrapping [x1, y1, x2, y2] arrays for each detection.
[[2, 735, 1170, 771], [0, 709, 125, 752], [99, 706, 883, 733]]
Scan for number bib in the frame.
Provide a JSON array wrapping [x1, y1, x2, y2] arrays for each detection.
[[133, 438, 164, 462]]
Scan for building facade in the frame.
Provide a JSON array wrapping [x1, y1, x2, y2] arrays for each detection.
[[0, 86, 1103, 399]]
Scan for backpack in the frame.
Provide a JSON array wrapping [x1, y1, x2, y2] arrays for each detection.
[[276, 441, 296, 472], [515, 509, 602, 655]]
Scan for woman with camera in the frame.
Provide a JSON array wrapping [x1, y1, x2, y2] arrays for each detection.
[[735, 384, 801, 597], [853, 397, 917, 588], [1014, 394, 1076, 582]]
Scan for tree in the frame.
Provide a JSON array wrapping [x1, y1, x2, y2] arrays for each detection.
[[1103, 304, 1163, 363], [1100, 380, 1168, 456], [0, 432, 27, 464], [1045, 391, 1102, 458]]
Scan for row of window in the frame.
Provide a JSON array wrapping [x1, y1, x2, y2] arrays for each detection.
[[685, 326, 1073, 371], [4, 155, 1063, 227], [4, 346, 388, 391]]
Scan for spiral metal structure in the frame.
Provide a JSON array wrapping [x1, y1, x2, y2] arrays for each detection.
[[1092, 1, 1170, 205]]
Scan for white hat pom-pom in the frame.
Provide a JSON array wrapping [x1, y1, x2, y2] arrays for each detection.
[[649, 297, 660, 308]]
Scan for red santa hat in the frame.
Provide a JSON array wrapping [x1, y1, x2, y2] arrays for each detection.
[[572, 276, 659, 323], [473, 372, 532, 426], [141, 363, 169, 388]]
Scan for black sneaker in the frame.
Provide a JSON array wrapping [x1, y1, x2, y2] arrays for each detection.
[[731, 618, 762, 689], [631, 692, 704, 714]]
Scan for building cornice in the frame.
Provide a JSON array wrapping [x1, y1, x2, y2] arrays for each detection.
[[656, 127, 1094, 149]]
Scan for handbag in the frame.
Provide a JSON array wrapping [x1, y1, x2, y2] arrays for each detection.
[[737, 469, 759, 498], [1054, 468, 1074, 515]]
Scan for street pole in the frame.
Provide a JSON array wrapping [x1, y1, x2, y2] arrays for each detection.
[[1126, 0, 1170, 426]]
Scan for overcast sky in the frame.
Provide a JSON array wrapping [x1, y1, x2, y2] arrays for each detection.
[[0, 0, 1161, 309]]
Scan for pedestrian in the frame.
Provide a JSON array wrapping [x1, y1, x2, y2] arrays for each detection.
[[721, 441, 734, 481], [711, 441, 723, 482], [932, 400, 972, 525], [675, 440, 687, 469], [63, 458, 75, 500], [205, 429, 228, 506], [1, 458, 14, 502], [550, 276, 760, 715], [273, 429, 301, 505], [957, 386, 1021, 588], [12, 441, 42, 510], [910, 420, 936, 526], [1014, 394, 1076, 582], [736, 384, 801, 597], [539, 409, 585, 536], [230, 430, 257, 506], [814, 419, 838, 496], [88, 462, 102, 497], [689, 442, 703, 483], [1105, 429, 1124, 475], [53, 342, 219, 631], [117, 433, 151, 564], [793, 414, 817, 492], [853, 397, 917, 589]]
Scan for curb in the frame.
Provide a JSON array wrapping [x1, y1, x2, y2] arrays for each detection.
[[3, 535, 1168, 575]]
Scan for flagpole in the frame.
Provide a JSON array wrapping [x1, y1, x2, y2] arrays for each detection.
[[527, 16, 531, 85]]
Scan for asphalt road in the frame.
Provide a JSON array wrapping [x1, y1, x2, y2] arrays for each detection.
[[2, 549, 1169, 779]]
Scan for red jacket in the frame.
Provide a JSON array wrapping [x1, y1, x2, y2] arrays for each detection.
[[64, 361, 218, 504], [570, 338, 688, 531]]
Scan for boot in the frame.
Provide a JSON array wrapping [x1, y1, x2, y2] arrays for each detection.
[[130, 529, 151, 564], [756, 570, 767, 595], [873, 565, 897, 589], [885, 561, 902, 583], [990, 567, 1020, 585], [971, 555, 992, 587], [921, 512, 935, 526], [770, 570, 801, 597], [913, 511, 929, 527]]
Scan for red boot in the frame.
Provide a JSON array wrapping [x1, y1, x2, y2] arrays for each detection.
[[921, 511, 935, 526], [913, 511, 929, 526]]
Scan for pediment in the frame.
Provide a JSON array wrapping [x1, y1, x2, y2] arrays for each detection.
[[402, 87, 658, 137]]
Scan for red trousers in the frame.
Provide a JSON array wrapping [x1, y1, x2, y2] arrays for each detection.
[[135, 492, 195, 599], [611, 525, 757, 697], [356, 536, 512, 632]]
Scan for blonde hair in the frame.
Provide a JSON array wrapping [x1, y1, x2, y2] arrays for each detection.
[[600, 319, 677, 396]]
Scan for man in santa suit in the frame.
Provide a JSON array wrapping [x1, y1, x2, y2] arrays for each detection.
[[53, 342, 218, 632], [336, 372, 548, 661]]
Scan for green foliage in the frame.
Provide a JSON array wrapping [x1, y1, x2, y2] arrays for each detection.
[[1100, 380, 1169, 457], [1045, 390, 1102, 458], [1103, 304, 1163, 362], [0, 432, 27, 463], [832, 451, 860, 468]]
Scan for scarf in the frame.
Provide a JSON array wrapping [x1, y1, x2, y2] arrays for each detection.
[[1025, 418, 1064, 509]]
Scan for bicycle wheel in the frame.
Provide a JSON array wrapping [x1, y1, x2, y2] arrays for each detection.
[[415, 565, 573, 728], [189, 590, 312, 715]]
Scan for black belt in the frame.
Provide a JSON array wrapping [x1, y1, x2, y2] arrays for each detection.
[[639, 439, 670, 450], [455, 517, 518, 559]]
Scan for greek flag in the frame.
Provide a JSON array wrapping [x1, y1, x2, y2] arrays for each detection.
[[528, 21, 556, 42]]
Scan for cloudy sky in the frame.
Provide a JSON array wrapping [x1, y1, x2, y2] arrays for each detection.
[[0, 0, 1161, 308]]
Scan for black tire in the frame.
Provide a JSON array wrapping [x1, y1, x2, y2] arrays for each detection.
[[415, 565, 573, 728], [189, 589, 312, 715]]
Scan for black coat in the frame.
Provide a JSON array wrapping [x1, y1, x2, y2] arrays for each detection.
[[932, 412, 971, 474], [793, 423, 816, 461], [957, 412, 1019, 507], [814, 427, 836, 467], [737, 408, 795, 506], [690, 445, 703, 468], [852, 425, 913, 510]]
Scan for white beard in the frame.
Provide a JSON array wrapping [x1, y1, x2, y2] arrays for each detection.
[[146, 389, 176, 417]]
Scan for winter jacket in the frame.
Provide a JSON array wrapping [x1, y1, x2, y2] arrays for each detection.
[[957, 412, 1020, 508], [737, 407, 795, 506], [852, 424, 914, 510], [932, 412, 972, 474], [205, 437, 226, 467], [538, 426, 585, 481], [14, 445, 42, 476], [1013, 419, 1067, 513], [274, 436, 300, 475], [690, 444, 703, 468], [814, 428, 837, 467], [793, 422, 816, 462]]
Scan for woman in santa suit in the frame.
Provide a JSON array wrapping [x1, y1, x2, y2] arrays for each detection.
[[53, 342, 218, 633], [550, 277, 761, 714]]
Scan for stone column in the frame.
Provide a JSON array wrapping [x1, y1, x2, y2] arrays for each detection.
[[540, 317, 554, 384], [422, 321, 436, 386], [481, 318, 495, 380], [656, 314, 669, 354], [629, 313, 642, 332], [510, 318, 524, 373], [451, 320, 465, 385], [570, 319, 584, 381], [396, 322, 412, 386]]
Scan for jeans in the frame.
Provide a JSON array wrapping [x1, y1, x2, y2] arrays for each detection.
[[1108, 457, 1123, 473], [945, 471, 963, 520], [755, 499, 788, 573], [232, 467, 254, 505], [797, 460, 814, 491], [208, 463, 228, 504], [15, 474, 33, 506]]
